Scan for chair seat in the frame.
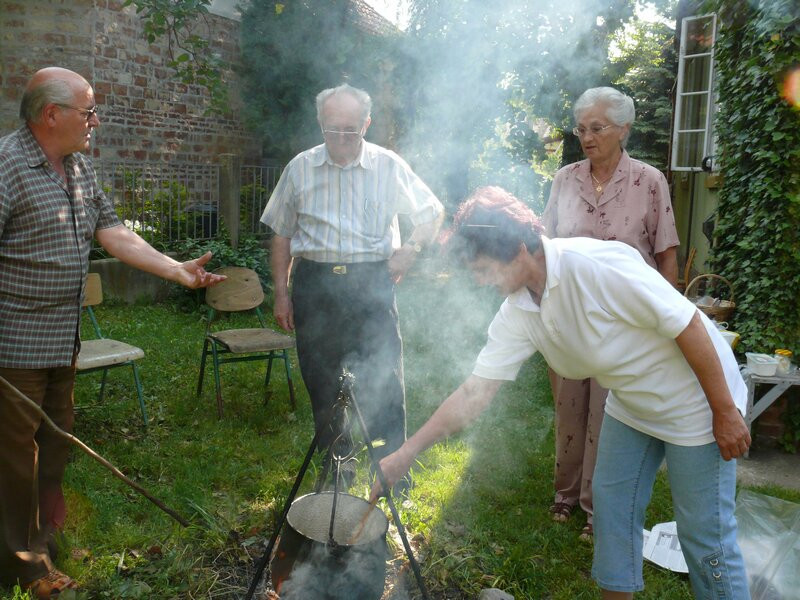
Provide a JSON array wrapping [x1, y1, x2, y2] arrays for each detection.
[[77, 339, 145, 370], [209, 328, 295, 354]]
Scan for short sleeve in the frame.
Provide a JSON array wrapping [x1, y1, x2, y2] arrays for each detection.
[[390, 154, 443, 226], [94, 185, 122, 230], [569, 244, 695, 339], [260, 163, 297, 238], [473, 300, 538, 381]]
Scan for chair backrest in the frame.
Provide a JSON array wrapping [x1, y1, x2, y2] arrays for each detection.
[[83, 273, 103, 308], [204, 267, 265, 313]]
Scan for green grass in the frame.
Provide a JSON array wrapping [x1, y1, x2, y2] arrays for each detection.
[[2, 268, 799, 599]]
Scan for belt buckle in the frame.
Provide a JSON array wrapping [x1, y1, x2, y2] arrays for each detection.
[[332, 265, 347, 275]]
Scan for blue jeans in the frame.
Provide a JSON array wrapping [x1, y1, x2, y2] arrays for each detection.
[[591, 415, 750, 599]]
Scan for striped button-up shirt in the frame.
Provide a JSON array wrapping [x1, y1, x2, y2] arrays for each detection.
[[0, 126, 121, 368], [260, 141, 443, 263]]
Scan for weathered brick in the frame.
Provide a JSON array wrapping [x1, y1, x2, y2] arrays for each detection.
[[0, 0, 261, 165], [43, 33, 66, 45]]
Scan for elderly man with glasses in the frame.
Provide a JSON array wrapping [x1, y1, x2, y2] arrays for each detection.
[[0, 67, 225, 598], [261, 83, 444, 485]]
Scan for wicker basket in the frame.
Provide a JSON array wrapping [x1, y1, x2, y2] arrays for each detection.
[[684, 274, 736, 322]]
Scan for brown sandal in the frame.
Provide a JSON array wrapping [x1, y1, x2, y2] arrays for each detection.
[[24, 569, 79, 599], [549, 502, 573, 522], [579, 523, 594, 543]]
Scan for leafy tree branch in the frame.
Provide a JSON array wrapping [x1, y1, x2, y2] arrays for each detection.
[[123, 0, 229, 115]]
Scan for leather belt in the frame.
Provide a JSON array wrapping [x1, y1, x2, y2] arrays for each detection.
[[297, 260, 388, 276]]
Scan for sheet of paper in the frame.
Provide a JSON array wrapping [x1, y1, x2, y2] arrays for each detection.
[[642, 521, 688, 574]]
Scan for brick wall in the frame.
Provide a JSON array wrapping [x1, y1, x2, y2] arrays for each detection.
[[0, 0, 262, 164]]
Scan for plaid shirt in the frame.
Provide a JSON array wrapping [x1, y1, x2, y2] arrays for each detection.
[[0, 126, 120, 368]]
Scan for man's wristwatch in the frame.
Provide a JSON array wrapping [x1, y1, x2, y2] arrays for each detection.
[[407, 241, 423, 253]]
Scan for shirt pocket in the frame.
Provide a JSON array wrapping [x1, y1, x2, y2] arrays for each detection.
[[361, 194, 387, 240], [79, 193, 104, 241]]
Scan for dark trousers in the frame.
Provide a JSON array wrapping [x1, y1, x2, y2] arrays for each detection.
[[292, 260, 406, 462], [0, 366, 75, 585]]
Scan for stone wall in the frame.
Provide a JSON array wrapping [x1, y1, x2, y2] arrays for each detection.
[[0, 0, 262, 164]]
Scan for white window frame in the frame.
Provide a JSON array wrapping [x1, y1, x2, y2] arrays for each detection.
[[671, 13, 717, 172]]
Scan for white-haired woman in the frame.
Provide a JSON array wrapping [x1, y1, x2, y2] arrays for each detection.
[[542, 87, 680, 541]]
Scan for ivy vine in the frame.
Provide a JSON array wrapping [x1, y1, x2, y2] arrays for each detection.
[[710, 0, 800, 359]]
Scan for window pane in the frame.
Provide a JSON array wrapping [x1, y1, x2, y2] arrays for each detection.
[[683, 56, 711, 93], [685, 17, 714, 55], [679, 94, 709, 130], [676, 132, 705, 168]]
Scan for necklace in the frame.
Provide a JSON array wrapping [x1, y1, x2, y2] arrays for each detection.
[[591, 171, 612, 193]]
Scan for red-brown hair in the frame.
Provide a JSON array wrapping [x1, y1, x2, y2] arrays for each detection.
[[444, 186, 545, 263]]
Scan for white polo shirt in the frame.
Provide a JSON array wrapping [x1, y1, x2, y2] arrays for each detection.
[[473, 236, 747, 446]]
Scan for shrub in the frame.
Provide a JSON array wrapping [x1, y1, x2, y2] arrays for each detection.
[[172, 229, 272, 312]]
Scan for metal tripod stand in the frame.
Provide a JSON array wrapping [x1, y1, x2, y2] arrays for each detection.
[[244, 369, 430, 600]]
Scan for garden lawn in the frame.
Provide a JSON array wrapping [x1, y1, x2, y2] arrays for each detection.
[[2, 265, 798, 599]]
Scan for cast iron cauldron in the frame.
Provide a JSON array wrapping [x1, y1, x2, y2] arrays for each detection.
[[271, 492, 389, 600]]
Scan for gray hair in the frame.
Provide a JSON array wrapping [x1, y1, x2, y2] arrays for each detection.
[[19, 79, 76, 123], [315, 83, 372, 125], [573, 87, 635, 147]]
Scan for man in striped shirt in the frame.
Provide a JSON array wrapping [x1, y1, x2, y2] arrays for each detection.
[[261, 83, 444, 483], [0, 67, 225, 598]]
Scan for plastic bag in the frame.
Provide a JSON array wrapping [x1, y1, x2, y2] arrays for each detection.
[[735, 489, 800, 600]]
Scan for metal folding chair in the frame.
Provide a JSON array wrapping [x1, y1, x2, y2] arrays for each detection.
[[196, 266, 296, 418], [76, 273, 147, 427]]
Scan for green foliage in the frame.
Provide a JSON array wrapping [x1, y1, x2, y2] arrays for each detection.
[[238, 1, 403, 161], [709, 0, 800, 359], [780, 394, 800, 453], [238, 182, 269, 236], [7, 586, 31, 600], [122, 0, 229, 115], [172, 229, 271, 311], [469, 112, 551, 214], [113, 170, 190, 252], [607, 13, 678, 171], [398, 0, 647, 211]]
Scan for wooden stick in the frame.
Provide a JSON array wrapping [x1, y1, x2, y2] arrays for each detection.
[[0, 375, 189, 528], [347, 497, 379, 545]]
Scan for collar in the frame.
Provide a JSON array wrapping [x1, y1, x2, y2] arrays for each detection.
[[309, 140, 373, 170], [18, 125, 50, 168], [17, 125, 79, 171], [505, 236, 560, 312], [577, 149, 630, 182]]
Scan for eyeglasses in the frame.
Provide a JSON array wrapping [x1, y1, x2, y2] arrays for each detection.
[[321, 128, 363, 140], [57, 104, 99, 122], [572, 124, 615, 137]]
